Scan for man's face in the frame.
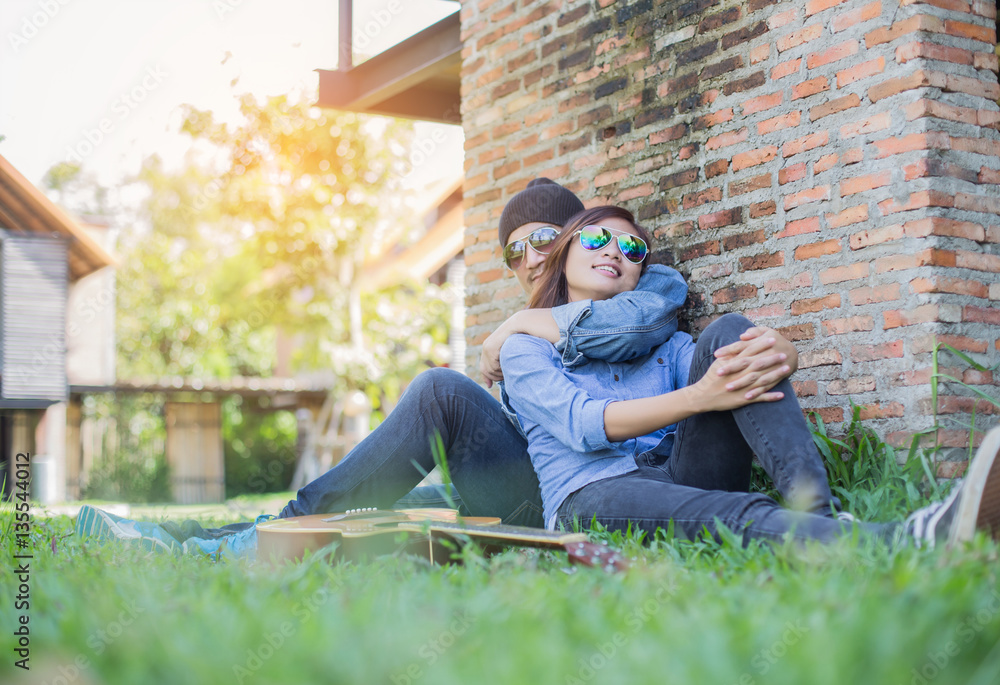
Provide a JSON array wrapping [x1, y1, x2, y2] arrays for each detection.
[[505, 221, 560, 295]]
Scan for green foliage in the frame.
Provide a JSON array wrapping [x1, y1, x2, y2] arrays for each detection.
[[809, 406, 939, 522], [931, 341, 1000, 451], [116, 92, 451, 400], [79, 394, 172, 503], [221, 397, 298, 497]]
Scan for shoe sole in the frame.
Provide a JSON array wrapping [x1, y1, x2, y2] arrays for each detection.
[[948, 426, 1000, 546]]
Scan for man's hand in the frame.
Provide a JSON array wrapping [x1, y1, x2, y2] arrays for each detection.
[[712, 327, 798, 400], [479, 309, 562, 388], [480, 327, 508, 388]]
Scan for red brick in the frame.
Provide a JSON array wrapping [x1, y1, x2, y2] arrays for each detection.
[[836, 57, 885, 87], [681, 241, 722, 261], [765, 271, 813, 293], [771, 58, 802, 80], [777, 216, 820, 238], [724, 229, 766, 251], [777, 24, 824, 52], [683, 186, 723, 209], [791, 293, 841, 315], [910, 333, 988, 355], [799, 349, 842, 368], [866, 15, 945, 48], [650, 124, 689, 145], [853, 341, 904, 362], [840, 169, 892, 196], [743, 92, 783, 115], [807, 40, 859, 69], [778, 163, 807, 185], [740, 252, 785, 271], [965, 306, 1000, 324], [955, 249, 1000, 272], [813, 154, 839, 174], [820, 262, 869, 284], [944, 19, 995, 43], [857, 402, 905, 421], [782, 131, 829, 157], [849, 284, 901, 305], [758, 111, 802, 135], [832, 1, 881, 33], [810, 94, 861, 121], [850, 224, 904, 249], [878, 190, 955, 215], [868, 70, 947, 103], [823, 316, 875, 335], [884, 304, 944, 328], [827, 377, 876, 394], [910, 276, 989, 298], [706, 128, 749, 150], [698, 208, 743, 230], [750, 200, 776, 218], [806, 0, 849, 15], [594, 167, 628, 187], [840, 113, 891, 139], [873, 131, 950, 158], [705, 159, 729, 178], [792, 76, 830, 100], [713, 284, 758, 304], [733, 146, 779, 171], [795, 239, 841, 260], [617, 183, 654, 202], [896, 41, 975, 67], [777, 323, 817, 341], [956, 192, 1000, 216], [729, 173, 772, 196], [784, 185, 831, 210], [875, 248, 957, 273], [793, 380, 819, 397], [827, 204, 869, 228]]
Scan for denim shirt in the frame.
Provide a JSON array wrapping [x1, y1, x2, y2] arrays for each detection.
[[500, 331, 696, 530], [498, 264, 688, 434]]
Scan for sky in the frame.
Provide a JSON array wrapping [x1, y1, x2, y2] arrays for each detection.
[[0, 0, 463, 190]]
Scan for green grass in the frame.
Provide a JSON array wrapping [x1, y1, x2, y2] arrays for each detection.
[[3, 420, 1000, 685]]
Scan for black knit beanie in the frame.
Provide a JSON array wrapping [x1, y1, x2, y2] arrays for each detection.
[[498, 178, 584, 247]]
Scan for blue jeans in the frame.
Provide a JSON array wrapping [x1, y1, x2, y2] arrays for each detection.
[[278, 367, 544, 527], [557, 314, 897, 545]]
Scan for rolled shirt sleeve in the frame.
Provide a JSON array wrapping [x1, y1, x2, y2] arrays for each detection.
[[554, 264, 689, 367]]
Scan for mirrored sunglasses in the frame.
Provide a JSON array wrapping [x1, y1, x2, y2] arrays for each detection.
[[502, 226, 561, 270], [576, 224, 648, 264]]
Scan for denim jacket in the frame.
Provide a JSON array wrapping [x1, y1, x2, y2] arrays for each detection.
[[499, 264, 688, 434], [500, 331, 696, 529]]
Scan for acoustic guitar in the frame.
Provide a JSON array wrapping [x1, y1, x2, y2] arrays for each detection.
[[255, 507, 628, 571]]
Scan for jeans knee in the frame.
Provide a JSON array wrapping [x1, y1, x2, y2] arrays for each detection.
[[402, 366, 485, 408], [698, 313, 754, 351]]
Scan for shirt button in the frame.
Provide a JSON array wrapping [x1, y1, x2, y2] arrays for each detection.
[[614, 374, 619, 381], [657, 358, 664, 364]]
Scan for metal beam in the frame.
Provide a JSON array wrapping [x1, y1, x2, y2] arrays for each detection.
[[317, 11, 461, 124]]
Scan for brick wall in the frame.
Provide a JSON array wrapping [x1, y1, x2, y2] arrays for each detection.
[[460, 0, 1000, 464]]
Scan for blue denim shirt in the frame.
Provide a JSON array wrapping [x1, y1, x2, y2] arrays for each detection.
[[498, 264, 688, 434], [500, 331, 696, 530]]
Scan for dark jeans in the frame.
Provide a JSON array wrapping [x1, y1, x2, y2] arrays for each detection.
[[278, 367, 545, 527], [557, 314, 897, 545]]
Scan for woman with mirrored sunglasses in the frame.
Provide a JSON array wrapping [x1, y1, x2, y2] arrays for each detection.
[[500, 205, 908, 547]]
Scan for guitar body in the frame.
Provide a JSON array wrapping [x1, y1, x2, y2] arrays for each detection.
[[255, 509, 500, 562], [257, 508, 629, 571]]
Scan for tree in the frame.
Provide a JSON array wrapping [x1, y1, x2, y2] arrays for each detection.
[[117, 92, 451, 412]]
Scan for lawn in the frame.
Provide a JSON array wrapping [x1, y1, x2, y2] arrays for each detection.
[[3, 422, 1000, 685]]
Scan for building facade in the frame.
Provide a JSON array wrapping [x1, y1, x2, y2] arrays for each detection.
[[459, 0, 1000, 465]]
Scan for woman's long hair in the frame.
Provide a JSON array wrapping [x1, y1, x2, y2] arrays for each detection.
[[527, 205, 651, 310]]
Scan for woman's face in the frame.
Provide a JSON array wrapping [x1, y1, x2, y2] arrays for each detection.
[[565, 216, 643, 303]]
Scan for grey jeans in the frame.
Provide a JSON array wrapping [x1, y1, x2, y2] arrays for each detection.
[[558, 314, 897, 545]]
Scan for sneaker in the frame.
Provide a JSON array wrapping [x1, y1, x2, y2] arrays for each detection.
[[904, 426, 1000, 549], [836, 511, 856, 523], [75, 505, 180, 553]]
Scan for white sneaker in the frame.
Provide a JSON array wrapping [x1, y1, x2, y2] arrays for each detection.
[[904, 426, 1000, 549]]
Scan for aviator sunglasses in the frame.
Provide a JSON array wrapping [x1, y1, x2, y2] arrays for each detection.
[[575, 224, 648, 264], [502, 226, 561, 270]]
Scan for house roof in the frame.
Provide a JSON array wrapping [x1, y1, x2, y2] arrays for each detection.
[[357, 176, 463, 291], [0, 153, 116, 281], [316, 10, 461, 124]]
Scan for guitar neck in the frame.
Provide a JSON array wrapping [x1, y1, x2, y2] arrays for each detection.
[[398, 520, 587, 549]]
